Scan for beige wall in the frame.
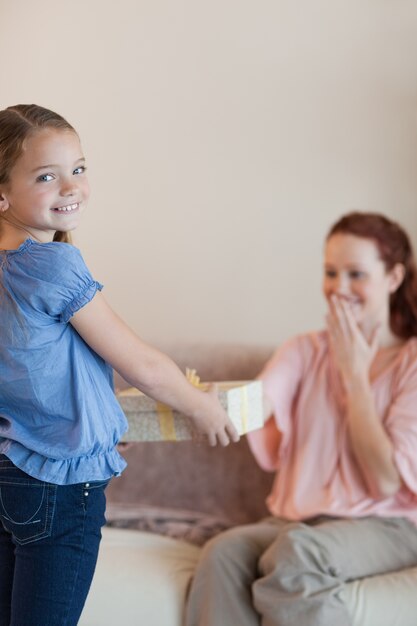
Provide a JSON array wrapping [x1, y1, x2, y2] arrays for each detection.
[[1, 0, 417, 348]]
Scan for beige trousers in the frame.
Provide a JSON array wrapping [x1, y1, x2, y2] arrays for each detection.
[[185, 515, 417, 626]]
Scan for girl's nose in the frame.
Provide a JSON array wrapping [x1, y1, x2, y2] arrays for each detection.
[[60, 179, 77, 196]]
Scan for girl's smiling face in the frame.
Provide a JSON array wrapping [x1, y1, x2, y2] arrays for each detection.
[[323, 233, 404, 332], [0, 128, 89, 243]]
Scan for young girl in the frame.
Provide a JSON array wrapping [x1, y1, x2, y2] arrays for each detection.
[[186, 212, 417, 626], [0, 104, 239, 626]]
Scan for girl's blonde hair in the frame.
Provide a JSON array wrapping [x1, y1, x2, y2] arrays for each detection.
[[0, 104, 79, 244]]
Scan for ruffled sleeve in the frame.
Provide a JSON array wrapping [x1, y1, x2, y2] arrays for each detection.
[[59, 280, 103, 323], [10, 241, 103, 323]]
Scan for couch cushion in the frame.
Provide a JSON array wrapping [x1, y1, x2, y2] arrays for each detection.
[[81, 528, 417, 626], [80, 527, 200, 626], [344, 565, 417, 626]]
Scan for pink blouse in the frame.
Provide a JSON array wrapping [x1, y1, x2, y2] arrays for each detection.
[[247, 331, 417, 525]]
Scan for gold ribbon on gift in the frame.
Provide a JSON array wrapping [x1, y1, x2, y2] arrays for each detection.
[[156, 402, 177, 441], [185, 368, 201, 388], [156, 368, 202, 441]]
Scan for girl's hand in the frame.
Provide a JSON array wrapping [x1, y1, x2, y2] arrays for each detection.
[[326, 295, 380, 387], [191, 384, 240, 447]]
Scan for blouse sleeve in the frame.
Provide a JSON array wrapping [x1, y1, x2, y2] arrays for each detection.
[[247, 335, 306, 471], [17, 243, 103, 323], [384, 352, 417, 496]]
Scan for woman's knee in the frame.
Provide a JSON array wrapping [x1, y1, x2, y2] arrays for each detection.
[[259, 524, 328, 578], [199, 525, 268, 577]]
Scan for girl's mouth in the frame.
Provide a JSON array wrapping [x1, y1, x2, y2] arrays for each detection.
[[51, 203, 79, 213]]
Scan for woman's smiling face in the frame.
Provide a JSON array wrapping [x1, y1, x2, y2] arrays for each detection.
[[323, 233, 400, 330]]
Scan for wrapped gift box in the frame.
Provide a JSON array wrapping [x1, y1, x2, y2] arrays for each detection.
[[117, 380, 263, 442]]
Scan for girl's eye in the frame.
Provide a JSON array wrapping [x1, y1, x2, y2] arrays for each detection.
[[325, 270, 337, 278], [349, 271, 365, 279], [36, 173, 54, 182], [73, 166, 86, 175]]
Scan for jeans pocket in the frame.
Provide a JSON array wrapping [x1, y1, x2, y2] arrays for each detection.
[[85, 479, 111, 490], [0, 478, 57, 545]]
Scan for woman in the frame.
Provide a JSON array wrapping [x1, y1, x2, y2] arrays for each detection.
[[186, 212, 417, 626]]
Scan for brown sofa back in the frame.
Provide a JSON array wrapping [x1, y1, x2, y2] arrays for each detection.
[[108, 344, 275, 524]]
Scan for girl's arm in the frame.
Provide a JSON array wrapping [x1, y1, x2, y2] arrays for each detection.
[[328, 296, 401, 498], [70, 292, 239, 447]]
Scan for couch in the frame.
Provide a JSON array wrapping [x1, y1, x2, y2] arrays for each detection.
[[79, 344, 417, 626]]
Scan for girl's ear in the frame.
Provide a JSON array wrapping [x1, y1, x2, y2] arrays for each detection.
[[0, 192, 10, 213], [389, 263, 406, 294]]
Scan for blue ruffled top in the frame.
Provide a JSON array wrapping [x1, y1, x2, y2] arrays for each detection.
[[0, 239, 127, 485]]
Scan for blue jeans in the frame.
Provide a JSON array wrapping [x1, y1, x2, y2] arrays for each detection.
[[0, 455, 110, 626]]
